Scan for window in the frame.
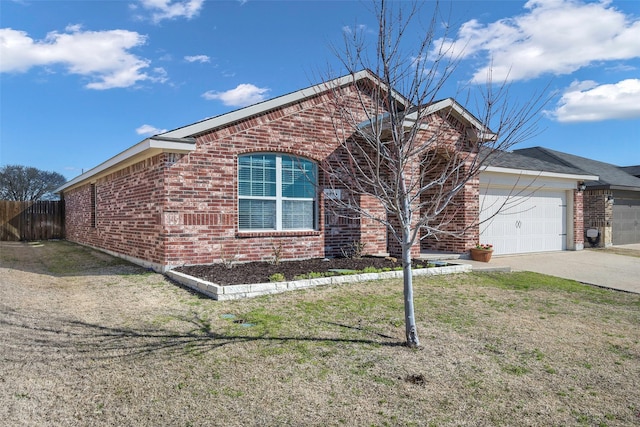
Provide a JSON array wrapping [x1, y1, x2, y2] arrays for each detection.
[[90, 183, 97, 228], [238, 154, 317, 231]]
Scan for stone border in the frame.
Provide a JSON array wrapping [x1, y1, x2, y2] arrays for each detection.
[[166, 263, 472, 300]]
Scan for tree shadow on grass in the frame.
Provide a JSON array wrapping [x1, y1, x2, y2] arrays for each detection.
[[0, 308, 406, 365]]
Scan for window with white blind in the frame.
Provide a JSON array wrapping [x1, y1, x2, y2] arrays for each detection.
[[238, 154, 317, 231]]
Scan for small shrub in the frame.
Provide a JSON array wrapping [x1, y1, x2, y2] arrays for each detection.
[[219, 244, 240, 269], [341, 240, 367, 259], [293, 272, 333, 280], [269, 273, 285, 282], [269, 241, 283, 266]]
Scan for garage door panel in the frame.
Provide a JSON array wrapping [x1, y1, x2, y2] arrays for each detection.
[[613, 204, 640, 245], [480, 188, 566, 255]]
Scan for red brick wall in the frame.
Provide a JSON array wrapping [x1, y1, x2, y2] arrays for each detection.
[[419, 174, 480, 253], [583, 189, 613, 229], [582, 189, 613, 247], [64, 184, 93, 243], [159, 87, 394, 267], [573, 190, 584, 247], [323, 194, 388, 258], [64, 155, 167, 267], [416, 113, 481, 254]]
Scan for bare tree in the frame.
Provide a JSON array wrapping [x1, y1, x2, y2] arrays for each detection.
[[0, 165, 66, 201], [320, 1, 548, 347]]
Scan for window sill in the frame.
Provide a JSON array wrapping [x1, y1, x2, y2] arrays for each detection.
[[236, 230, 321, 239]]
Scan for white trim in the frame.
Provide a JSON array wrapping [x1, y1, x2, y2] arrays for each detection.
[[405, 98, 497, 141], [358, 98, 497, 139], [481, 165, 598, 182], [56, 137, 196, 193], [566, 189, 576, 251], [237, 153, 318, 232]]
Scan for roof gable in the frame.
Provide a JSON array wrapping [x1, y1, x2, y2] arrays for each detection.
[[161, 70, 493, 141], [161, 69, 389, 139], [57, 69, 498, 193], [406, 99, 496, 142]]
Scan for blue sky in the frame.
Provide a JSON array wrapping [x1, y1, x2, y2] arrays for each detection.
[[1, 0, 639, 181]]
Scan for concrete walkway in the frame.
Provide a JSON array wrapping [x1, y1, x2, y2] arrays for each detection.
[[457, 244, 640, 294]]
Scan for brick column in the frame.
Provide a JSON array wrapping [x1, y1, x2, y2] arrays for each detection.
[[573, 190, 584, 250]]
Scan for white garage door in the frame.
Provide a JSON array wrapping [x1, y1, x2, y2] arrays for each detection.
[[480, 188, 567, 255]]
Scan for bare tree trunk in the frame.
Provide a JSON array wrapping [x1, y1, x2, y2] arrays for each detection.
[[401, 188, 419, 347], [402, 239, 419, 347]]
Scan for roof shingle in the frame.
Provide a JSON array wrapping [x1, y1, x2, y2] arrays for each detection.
[[514, 147, 640, 190]]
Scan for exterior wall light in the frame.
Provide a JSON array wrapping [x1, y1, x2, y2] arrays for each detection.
[[577, 182, 586, 192]]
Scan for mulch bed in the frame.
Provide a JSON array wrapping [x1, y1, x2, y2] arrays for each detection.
[[175, 257, 430, 286]]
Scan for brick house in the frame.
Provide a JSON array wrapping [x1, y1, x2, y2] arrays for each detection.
[[56, 70, 594, 271]]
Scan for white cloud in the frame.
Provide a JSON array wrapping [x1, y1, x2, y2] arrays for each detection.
[[342, 24, 368, 34], [606, 64, 637, 73], [151, 67, 168, 83], [0, 26, 159, 90], [136, 124, 168, 135], [138, 0, 204, 23], [433, 0, 640, 83], [185, 54, 210, 63], [202, 83, 270, 107], [549, 79, 640, 122]]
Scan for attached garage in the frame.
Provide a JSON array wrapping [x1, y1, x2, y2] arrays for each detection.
[[513, 147, 640, 247], [480, 187, 567, 255], [479, 164, 596, 256]]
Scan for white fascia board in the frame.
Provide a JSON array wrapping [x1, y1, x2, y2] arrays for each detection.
[[405, 98, 497, 141], [161, 69, 389, 139], [481, 165, 599, 181], [56, 137, 196, 193]]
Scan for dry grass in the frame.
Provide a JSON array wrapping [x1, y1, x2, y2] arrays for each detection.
[[1, 240, 639, 426]]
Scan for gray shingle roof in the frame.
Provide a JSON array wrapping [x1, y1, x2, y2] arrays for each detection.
[[483, 148, 587, 175], [620, 165, 640, 177], [515, 147, 640, 190]]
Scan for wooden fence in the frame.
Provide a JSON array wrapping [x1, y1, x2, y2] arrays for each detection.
[[0, 200, 65, 241]]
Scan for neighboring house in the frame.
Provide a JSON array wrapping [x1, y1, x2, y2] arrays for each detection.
[[56, 71, 594, 271], [620, 165, 640, 179], [516, 147, 640, 246]]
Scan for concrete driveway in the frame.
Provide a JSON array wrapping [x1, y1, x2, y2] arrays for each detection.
[[463, 244, 640, 294]]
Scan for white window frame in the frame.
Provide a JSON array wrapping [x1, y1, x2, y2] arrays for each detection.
[[238, 153, 317, 231]]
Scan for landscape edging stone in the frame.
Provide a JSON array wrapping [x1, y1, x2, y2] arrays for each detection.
[[166, 263, 472, 301]]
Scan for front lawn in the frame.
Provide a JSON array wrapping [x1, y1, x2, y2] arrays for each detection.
[[1, 241, 639, 426]]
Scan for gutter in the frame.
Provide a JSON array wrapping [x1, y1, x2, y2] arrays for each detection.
[[56, 136, 196, 193], [481, 165, 599, 182], [586, 184, 640, 192]]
